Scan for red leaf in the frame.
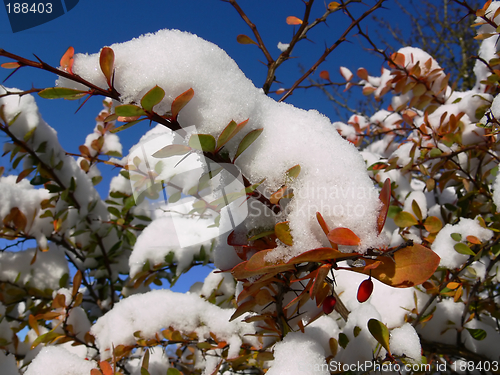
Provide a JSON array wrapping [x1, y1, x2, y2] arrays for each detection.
[[99, 47, 115, 88], [60, 46, 74, 74], [286, 16, 303, 25], [357, 68, 369, 80], [319, 70, 331, 81], [327, 227, 361, 246], [171, 88, 194, 118], [377, 178, 391, 234]]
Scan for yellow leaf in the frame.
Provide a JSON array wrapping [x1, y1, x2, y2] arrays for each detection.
[[328, 2, 340, 10]]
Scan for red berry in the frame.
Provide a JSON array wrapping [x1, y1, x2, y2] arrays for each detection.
[[357, 278, 374, 303], [322, 295, 337, 314]]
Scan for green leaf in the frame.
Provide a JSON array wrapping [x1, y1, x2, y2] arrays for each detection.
[[168, 191, 182, 203], [429, 148, 443, 157], [152, 144, 191, 158], [234, 128, 263, 161], [171, 88, 194, 118], [216, 120, 241, 151], [167, 368, 181, 375], [286, 164, 301, 181], [367, 318, 391, 354], [141, 85, 165, 112], [411, 199, 423, 221], [99, 47, 115, 87], [110, 119, 145, 133], [466, 328, 487, 340], [142, 349, 150, 371], [38, 87, 87, 100], [454, 243, 475, 256], [188, 134, 216, 153], [236, 34, 257, 45], [114, 104, 146, 117], [107, 206, 121, 218], [338, 333, 349, 349], [393, 211, 418, 227], [451, 233, 462, 241]]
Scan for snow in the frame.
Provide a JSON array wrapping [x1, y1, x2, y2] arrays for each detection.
[[3, 2, 500, 371], [0, 348, 19, 375], [24, 346, 97, 375], [0, 244, 68, 291], [90, 289, 258, 356], [431, 218, 493, 269], [57, 29, 388, 263], [267, 332, 329, 375], [389, 323, 421, 363]]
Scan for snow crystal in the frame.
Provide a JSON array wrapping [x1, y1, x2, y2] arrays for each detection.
[[57, 29, 387, 263], [24, 346, 96, 375]]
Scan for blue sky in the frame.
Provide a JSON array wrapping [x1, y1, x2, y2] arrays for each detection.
[[0, 0, 411, 291]]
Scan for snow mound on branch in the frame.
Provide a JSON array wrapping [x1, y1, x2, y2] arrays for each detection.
[[57, 29, 387, 262], [24, 346, 97, 375], [0, 245, 68, 291], [90, 289, 258, 355], [266, 332, 329, 375]]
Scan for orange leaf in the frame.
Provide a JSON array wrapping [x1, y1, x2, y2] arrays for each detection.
[[466, 235, 481, 245], [236, 34, 257, 45], [389, 52, 405, 69], [60, 46, 74, 74], [287, 247, 359, 265], [99, 47, 115, 88], [350, 244, 440, 287], [316, 212, 330, 236], [316, 212, 338, 249], [319, 70, 330, 81], [327, 227, 361, 246], [270, 186, 287, 205], [377, 179, 391, 234], [423, 216, 442, 234], [1, 62, 21, 69], [357, 68, 368, 80], [99, 361, 113, 375], [310, 264, 331, 299], [91, 370, 103, 375], [230, 299, 256, 321], [171, 88, 194, 118], [286, 16, 303, 25], [231, 249, 295, 280]]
